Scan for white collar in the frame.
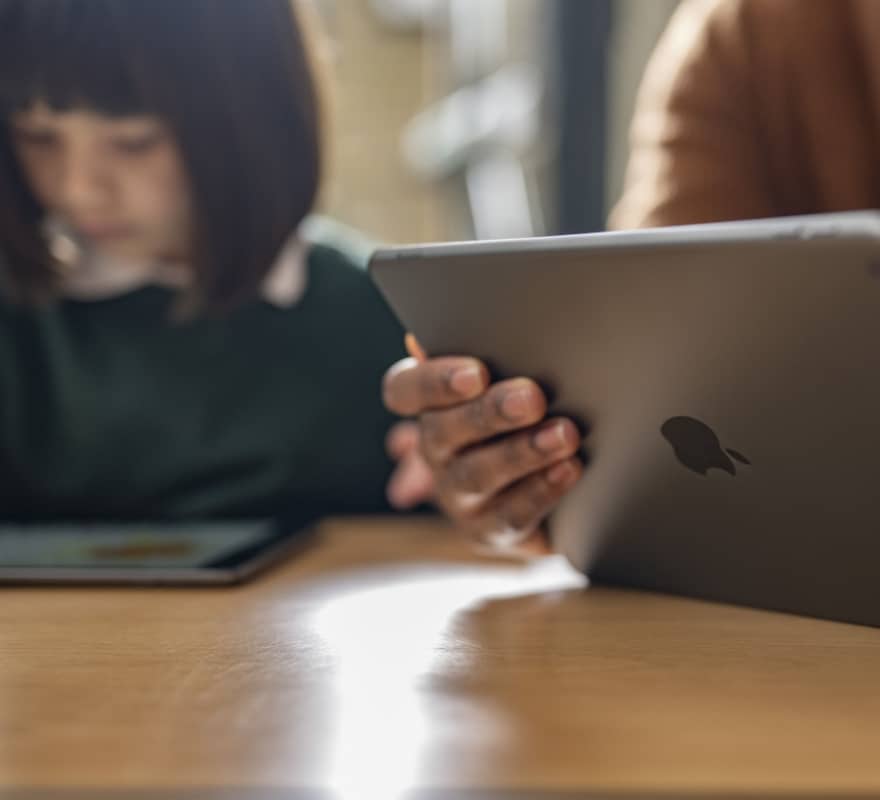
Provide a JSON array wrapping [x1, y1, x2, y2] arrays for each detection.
[[45, 219, 308, 308]]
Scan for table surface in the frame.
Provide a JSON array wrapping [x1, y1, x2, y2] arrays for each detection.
[[2, 516, 880, 796]]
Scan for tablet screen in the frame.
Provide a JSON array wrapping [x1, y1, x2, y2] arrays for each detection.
[[0, 520, 279, 569]]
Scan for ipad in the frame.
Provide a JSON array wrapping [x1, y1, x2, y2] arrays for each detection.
[[370, 211, 880, 626], [0, 518, 317, 585]]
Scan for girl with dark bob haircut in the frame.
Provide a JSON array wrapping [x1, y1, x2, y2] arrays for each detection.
[[0, 0, 320, 310], [0, 0, 408, 521], [0, 0, 583, 549]]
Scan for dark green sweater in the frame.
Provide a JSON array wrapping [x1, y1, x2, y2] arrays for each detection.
[[0, 242, 404, 522]]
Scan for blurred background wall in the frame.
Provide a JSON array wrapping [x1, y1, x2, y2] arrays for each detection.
[[315, 0, 679, 244]]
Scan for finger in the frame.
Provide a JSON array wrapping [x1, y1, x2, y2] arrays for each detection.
[[386, 421, 420, 460], [419, 377, 547, 465], [382, 357, 489, 416], [469, 456, 583, 548], [387, 451, 436, 509], [440, 417, 581, 508]]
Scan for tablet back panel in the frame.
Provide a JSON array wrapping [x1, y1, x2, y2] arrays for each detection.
[[370, 213, 880, 626]]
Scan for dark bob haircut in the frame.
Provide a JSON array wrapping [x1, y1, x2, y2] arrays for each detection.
[[0, 0, 321, 312]]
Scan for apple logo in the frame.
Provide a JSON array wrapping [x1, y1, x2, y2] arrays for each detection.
[[661, 416, 751, 476]]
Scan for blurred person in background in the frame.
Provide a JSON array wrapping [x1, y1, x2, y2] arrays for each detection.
[[0, 0, 582, 550], [611, 0, 880, 228]]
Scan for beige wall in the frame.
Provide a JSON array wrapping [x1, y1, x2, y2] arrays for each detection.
[[319, 0, 445, 244], [318, 0, 680, 242], [318, 0, 550, 244]]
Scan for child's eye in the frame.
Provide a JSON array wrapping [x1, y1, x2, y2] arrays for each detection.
[[10, 128, 58, 149], [111, 133, 163, 155]]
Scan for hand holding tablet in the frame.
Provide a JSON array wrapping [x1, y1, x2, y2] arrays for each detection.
[[383, 337, 583, 554]]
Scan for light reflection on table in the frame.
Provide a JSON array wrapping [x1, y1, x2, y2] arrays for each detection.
[[311, 558, 586, 798]]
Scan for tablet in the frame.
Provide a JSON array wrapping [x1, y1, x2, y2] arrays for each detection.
[[0, 518, 317, 585], [370, 211, 880, 626]]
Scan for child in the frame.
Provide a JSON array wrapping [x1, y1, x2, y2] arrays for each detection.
[[0, 0, 581, 548], [0, 0, 407, 522]]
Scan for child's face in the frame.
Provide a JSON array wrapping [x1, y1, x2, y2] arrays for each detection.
[[9, 102, 192, 264]]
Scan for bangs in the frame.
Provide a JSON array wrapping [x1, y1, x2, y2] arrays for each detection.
[[0, 0, 323, 313], [0, 0, 155, 116]]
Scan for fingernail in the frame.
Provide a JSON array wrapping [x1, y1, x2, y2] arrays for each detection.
[[500, 388, 534, 421], [533, 421, 568, 454], [405, 333, 427, 362], [450, 365, 483, 396], [547, 460, 576, 485]]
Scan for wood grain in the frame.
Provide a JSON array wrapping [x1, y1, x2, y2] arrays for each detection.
[[1, 516, 879, 793]]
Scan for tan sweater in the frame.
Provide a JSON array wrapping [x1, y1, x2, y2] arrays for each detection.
[[611, 0, 880, 230]]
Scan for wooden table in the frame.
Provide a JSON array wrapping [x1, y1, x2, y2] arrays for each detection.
[[2, 516, 880, 798]]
